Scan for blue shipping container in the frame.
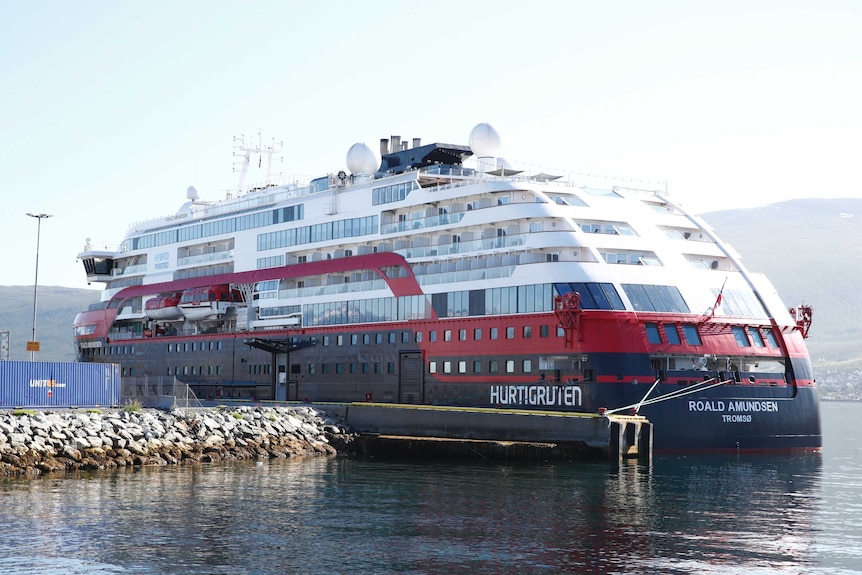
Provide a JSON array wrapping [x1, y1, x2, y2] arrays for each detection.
[[0, 361, 121, 408]]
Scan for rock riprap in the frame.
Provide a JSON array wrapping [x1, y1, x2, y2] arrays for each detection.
[[0, 406, 355, 477]]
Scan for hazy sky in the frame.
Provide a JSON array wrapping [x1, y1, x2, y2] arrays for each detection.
[[2, 1, 860, 289]]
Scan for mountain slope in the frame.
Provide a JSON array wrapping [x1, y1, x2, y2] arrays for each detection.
[[702, 198, 862, 397], [0, 286, 100, 361]]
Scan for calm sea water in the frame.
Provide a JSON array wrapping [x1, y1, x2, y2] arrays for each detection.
[[0, 402, 860, 575]]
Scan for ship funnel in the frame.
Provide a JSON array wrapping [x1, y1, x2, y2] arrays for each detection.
[[412, 138, 421, 148], [380, 138, 389, 155], [390, 135, 401, 152]]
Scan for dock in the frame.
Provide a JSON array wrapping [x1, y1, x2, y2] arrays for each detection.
[[325, 403, 652, 462]]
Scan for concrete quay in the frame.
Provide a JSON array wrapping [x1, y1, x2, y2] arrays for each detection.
[[328, 403, 652, 462]]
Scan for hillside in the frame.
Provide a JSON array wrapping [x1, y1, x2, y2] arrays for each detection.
[[702, 198, 862, 399], [0, 198, 858, 396], [0, 286, 100, 361]]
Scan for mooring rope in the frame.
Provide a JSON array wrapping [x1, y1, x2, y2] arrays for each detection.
[[604, 377, 731, 415]]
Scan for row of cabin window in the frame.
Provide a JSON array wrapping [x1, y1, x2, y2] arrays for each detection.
[[644, 323, 779, 348], [321, 325, 563, 346], [88, 341, 226, 357], [155, 362, 400, 377], [312, 362, 396, 375], [168, 341, 224, 352], [644, 323, 702, 345], [429, 359, 536, 375], [731, 325, 779, 348], [164, 365, 225, 377], [91, 345, 135, 356]]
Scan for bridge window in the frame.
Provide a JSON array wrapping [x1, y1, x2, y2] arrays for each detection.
[[731, 326, 751, 347], [682, 324, 702, 345], [645, 323, 662, 344], [749, 328, 765, 347], [623, 284, 689, 313]]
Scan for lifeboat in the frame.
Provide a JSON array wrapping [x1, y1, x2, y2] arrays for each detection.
[[145, 293, 184, 321], [178, 285, 243, 321]]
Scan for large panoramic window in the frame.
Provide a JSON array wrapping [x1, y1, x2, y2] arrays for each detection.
[[712, 288, 767, 318], [554, 282, 625, 310], [622, 284, 689, 313]]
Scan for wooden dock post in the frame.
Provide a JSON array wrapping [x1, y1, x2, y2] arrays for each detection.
[[608, 415, 652, 463]]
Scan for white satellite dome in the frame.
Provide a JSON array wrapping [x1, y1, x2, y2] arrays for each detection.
[[469, 122, 502, 157], [186, 185, 200, 201], [346, 142, 381, 175]]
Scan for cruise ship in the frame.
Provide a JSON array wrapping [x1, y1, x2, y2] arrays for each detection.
[[74, 123, 821, 451]]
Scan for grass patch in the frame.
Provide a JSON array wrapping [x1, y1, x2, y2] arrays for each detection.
[[12, 409, 36, 417], [123, 399, 142, 413]]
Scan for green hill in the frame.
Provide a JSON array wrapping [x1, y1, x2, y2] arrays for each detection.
[[0, 285, 100, 361], [702, 198, 862, 399]]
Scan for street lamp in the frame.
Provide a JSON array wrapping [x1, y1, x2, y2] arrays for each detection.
[[26, 213, 52, 361]]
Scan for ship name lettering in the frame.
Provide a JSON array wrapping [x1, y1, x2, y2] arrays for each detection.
[[490, 385, 582, 407], [727, 400, 778, 413], [689, 400, 779, 414], [688, 400, 725, 412]]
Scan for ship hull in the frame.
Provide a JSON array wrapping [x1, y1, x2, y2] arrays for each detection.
[[78, 321, 822, 452], [592, 382, 821, 452]]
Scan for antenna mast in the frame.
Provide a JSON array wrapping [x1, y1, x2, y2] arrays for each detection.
[[232, 132, 283, 194]]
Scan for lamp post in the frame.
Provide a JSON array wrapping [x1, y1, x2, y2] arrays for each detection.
[[26, 213, 52, 361]]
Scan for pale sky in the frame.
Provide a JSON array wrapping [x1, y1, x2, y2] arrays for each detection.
[[2, 1, 860, 289]]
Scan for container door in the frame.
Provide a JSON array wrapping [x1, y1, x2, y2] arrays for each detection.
[[398, 352, 423, 404]]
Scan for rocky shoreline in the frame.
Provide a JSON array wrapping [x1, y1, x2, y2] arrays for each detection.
[[0, 405, 357, 477]]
